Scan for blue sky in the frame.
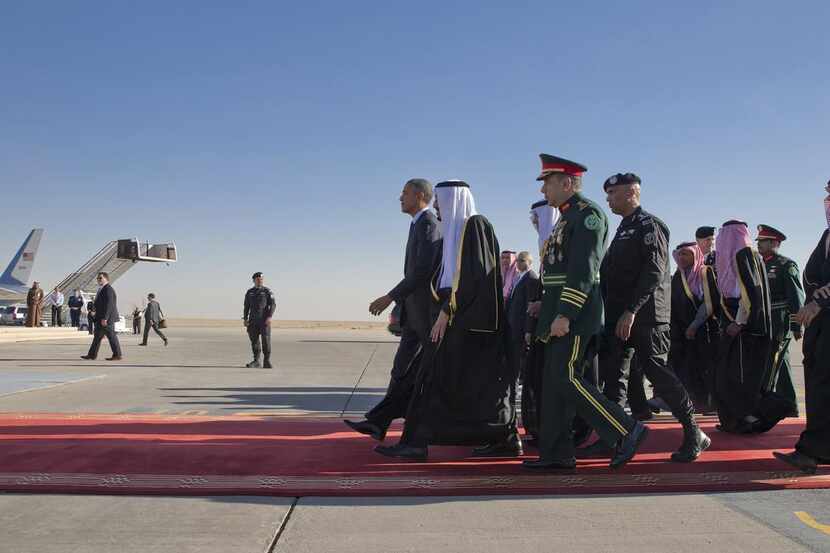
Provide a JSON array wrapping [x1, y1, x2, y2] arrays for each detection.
[[1, 2, 828, 320]]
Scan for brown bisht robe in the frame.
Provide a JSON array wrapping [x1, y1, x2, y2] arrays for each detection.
[[25, 287, 44, 327], [401, 214, 513, 447], [715, 247, 782, 432]]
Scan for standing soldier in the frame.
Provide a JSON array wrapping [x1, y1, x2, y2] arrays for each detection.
[[68, 290, 84, 328], [756, 225, 804, 421], [774, 179, 830, 473], [522, 154, 647, 471], [595, 172, 708, 462], [696, 226, 717, 266], [243, 272, 276, 368]]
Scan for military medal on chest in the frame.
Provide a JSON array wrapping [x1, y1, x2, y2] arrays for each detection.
[[549, 220, 567, 263]]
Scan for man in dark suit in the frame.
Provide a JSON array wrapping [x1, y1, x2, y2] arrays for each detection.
[[344, 178, 442, 440], [81, 272, 123, 361], [140, 293, 168, 346], [474, 250, 538, 456]]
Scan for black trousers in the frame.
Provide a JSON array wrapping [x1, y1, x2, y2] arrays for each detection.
[[600, 324, 694, 425], [51, 306, 63, 327], [796, 312, 830, 461], [87, 322, 122, 358], [143, 321, 167, 343], [672, 333, 718, 406], [70, 309, 81, 327], [365, 325, 423, 430], [87, 318, 95, 335], [505, 334, 526, 427], [622, 353, 649, 416], [247, 322, 271, 360], [770, 336, 798, 414]]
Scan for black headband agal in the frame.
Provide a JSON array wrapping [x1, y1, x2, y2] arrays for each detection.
[[436, 180, 470, 189]]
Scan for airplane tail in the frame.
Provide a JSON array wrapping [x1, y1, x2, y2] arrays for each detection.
[[0, 229, 44, 286]]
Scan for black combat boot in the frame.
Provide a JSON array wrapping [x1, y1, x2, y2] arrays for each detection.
[[671, 419, 711, 463], [263, 357, 273, 369], [246, 357, 261, 368]]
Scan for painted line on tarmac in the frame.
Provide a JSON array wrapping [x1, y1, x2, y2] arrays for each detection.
[[0, 374, 108, 398], [795, 511, 830, 536], [340, 343, 379, 417]]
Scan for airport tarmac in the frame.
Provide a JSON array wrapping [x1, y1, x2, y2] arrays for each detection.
[[0, 325, 827, 553]]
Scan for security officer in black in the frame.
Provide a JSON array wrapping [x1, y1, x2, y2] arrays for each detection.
[[592, 172, 709, 463], [243, 272, 276, 368]]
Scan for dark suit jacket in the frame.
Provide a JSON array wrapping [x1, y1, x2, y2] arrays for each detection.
[[94, 284, 119, 323], [388, 210, 442, 340], [505, 270, 539, 343], [144, 300, 163, 324]]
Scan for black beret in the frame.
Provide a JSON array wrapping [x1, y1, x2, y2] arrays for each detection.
[[695, 226, 716, 239], [603, 172, 641, 191]]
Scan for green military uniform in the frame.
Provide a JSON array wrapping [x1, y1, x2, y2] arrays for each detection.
[[532, 158, 635, 463], [757, 225, 804, 416]]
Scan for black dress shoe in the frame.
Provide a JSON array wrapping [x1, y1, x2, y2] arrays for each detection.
[[773, 451, 818, 474], [647, 396, 671, 413], [472, 434, 523, 457], [374, 443, 427, 461], [105, 356, 122, 361], [572, 426, 593, 448], [522, 435, 538, 448], [522, 458, 577, 470], [610, 422, 649, 469], [138, 342, 148, 346], [80, 355, 96, 360], [632, 410, 654, 421], [575, 440, 614, 459], [716, 419, 754, 435], [343, 419, 387, 441]]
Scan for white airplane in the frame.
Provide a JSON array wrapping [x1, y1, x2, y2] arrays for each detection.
[[0, 229, 44, 306]]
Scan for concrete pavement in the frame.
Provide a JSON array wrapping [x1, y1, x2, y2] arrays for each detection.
[[0, 325, 826, 552]]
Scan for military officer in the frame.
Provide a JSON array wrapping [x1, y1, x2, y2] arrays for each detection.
[[756, 225, 804, 419], [522, 154, 647, 471], [696, 226, 717, 266], [774, 179, 830, 473], [594, 172, 708, 463], [243, 272, 276, 368]]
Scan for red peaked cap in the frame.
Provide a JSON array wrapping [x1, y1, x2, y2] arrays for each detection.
[[536, 153, 587, 181], [756, 224, 786, 242]]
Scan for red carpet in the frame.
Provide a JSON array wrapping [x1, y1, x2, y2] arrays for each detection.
[[0, 413, 827, 496]]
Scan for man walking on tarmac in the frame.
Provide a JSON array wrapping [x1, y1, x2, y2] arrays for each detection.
[[522, 154, 647, 471], [243, 272, 276, 369]]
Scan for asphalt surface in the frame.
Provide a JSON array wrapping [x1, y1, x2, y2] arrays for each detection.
[[0, 326, 827, 553]]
